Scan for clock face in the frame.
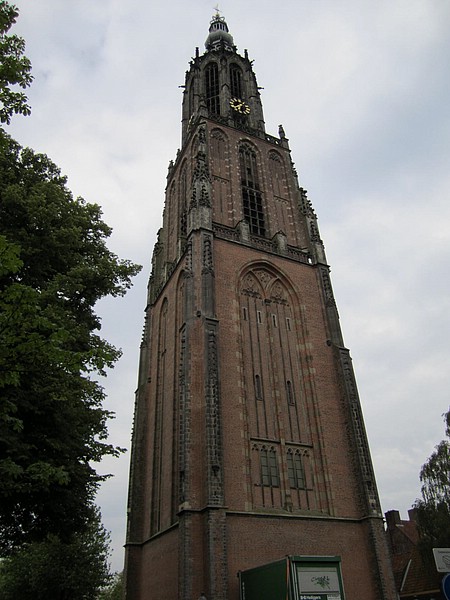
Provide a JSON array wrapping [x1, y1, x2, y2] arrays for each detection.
[[230, 97, 250, 115]]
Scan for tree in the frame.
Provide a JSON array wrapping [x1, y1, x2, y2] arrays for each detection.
[[0, 131, 141, 552], [414, 410, 450, 555], [0, 505, 112, 599], [0, 0, 33, 123], [98, 571, 124, 600]]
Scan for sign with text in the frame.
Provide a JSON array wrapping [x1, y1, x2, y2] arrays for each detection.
[[433, 548, 450, 573], [296, 564, 343, 600]]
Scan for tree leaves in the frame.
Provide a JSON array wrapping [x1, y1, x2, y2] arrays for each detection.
[[0, 1, 32, 124], [415, 410, 450, 555], [0, 506, 112, 599], [420, 439, 450, 509], [0, 130, 141, 552]]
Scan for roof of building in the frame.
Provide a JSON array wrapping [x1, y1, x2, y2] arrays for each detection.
[[205, 11, 234, 51], [385, 510, 442, 599]]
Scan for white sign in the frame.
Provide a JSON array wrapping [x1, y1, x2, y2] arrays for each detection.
[[297, 566, 341, 593], [433, 548, 450, 573]]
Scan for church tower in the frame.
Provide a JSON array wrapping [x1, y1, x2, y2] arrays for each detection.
[[124, 13, 396, 600]]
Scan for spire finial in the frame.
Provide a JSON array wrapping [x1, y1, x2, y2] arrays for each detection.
[[211, 5, 225, 23], [206, 7, 234, 51]]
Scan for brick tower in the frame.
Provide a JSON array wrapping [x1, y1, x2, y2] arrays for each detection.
[[124, 12, 396, 600]]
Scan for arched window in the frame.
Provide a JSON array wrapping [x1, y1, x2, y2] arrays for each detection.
[[205, 62, 220, 115], [254, 374, 263, 399], [239, 144, 265, 236], [230, 64, 243, 99], [286, 380, 295, 405]]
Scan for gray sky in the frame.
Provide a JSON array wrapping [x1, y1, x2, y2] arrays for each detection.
[[8, 0, 450, 573]]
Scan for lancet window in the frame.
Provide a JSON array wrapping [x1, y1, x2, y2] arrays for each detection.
[[287, 449, 306, 489], [260, 446, 279, 487], [205, 62, 220, 115], [230, 64, 243, 99], [239, 144, 265, 236]]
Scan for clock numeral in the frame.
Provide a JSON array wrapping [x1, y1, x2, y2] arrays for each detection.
[[230, 97, 250, 115]]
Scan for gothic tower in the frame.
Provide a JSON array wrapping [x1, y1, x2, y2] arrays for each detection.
[[124, 13, 396, 600]]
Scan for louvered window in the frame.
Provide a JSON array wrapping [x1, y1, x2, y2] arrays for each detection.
[[205, 62, 220, 115], [239, 145, 265, 236]]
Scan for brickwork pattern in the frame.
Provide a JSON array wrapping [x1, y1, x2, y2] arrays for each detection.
[[124, 28, 397, 599]]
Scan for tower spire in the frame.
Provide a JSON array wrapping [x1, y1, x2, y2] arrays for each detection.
[[124, 11, 398, 600], [205, 9, 234, 51]]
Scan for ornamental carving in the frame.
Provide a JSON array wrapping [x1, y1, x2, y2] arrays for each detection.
[[309, 220, 322, 244], [255, 268, 273, 289], [320, 267, 335, 307], [184, 240, 193, 276], [206, 326, 223, 504], [339, 348, 380, 513], [211, 128, 226, 142], [190, 150, 211, 209], [241, 272, 262, 298], [198, 123, 207, 145], [240, 268, 291, 307], [270, 280, 288, 305], [202, 235, 214, 274], [299, 187, 316, 217], [268, 150, 283, 163]]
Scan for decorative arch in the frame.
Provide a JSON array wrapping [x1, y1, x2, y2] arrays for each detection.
[[240, 270, 264, 299], [238, 261, 296, 307], [268, 150, 287, 197], [151, 296, 170, 534], [210, 127, 231, 223], [268, 149, 292, 237], [210, 127, 227, 141], [210, 128, 229, 178], [238, 139, 260, 157], [230, 62, 243, 99], [237, 262, 311, 459]]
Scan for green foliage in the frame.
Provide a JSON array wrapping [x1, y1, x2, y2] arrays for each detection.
[[98, 571, 124, 600], [420, 439, 450, 510], [0, 131, 141, 552], [0, 1, 32, 124], [0, 505, 112, 600], [414, 410, 450, 555]]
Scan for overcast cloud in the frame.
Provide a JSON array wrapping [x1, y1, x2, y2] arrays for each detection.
[[8, 0, 450, 572]]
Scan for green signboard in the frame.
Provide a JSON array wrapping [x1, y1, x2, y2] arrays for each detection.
[[239, 555, 345, 600]]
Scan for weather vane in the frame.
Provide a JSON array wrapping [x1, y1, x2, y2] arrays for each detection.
[[213, 4, 221, 16]]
